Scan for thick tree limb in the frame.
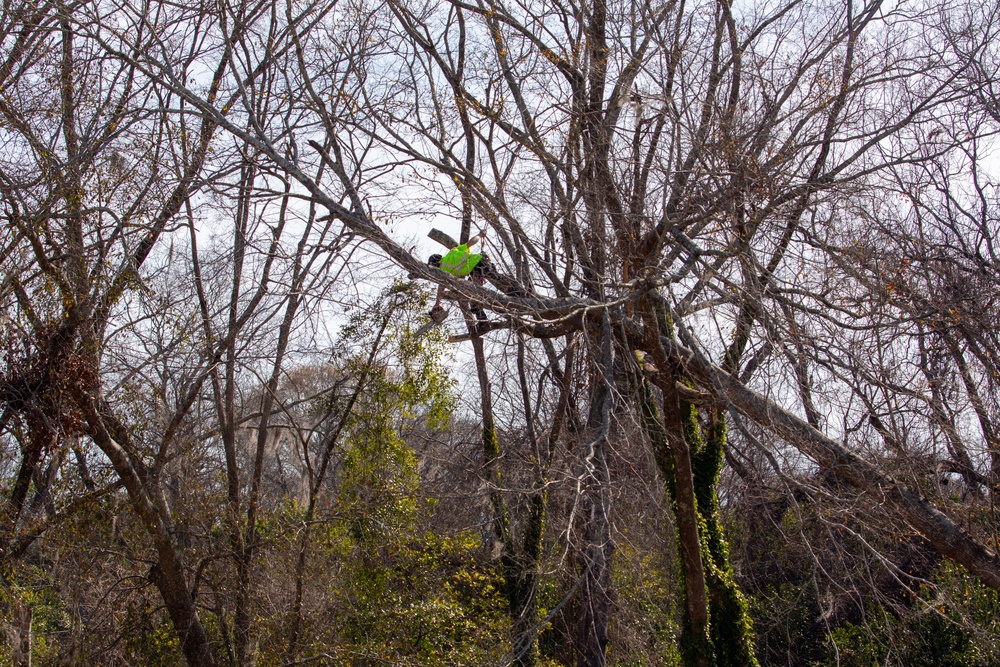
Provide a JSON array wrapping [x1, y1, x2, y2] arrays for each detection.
[[661, 335, 1000, 593]]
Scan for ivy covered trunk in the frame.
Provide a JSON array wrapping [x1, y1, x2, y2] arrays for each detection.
[[507, 491, 546, 667], [696, 410, 759, 667], [638, 301, 758, 667], [646, 370, 714, 667]]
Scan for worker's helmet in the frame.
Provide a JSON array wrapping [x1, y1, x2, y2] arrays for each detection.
[[428, 254, 443, 268]]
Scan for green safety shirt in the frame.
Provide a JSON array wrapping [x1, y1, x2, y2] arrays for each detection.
[[439, 244, 482, 277]]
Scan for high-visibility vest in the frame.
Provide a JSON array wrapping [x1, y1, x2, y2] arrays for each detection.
[[439, 244, 482, 277]]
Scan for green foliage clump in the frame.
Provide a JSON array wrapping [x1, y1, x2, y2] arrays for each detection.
[[608, 544, 683, 667], [251, 285, 509, 665], [338, 409, 421, 542], [742, 506, 1000, 667], [747, 582, 827, 666], [120, 605, 184, 667], [314, 531, 509, 667], [819, 562, 1000, 667], [0, 572, 69, 667]]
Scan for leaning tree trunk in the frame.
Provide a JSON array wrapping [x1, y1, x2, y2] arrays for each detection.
[[82, 397, 217, 667]]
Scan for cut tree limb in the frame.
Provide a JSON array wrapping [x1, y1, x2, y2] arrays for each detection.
[[428, 228, 458, 249]]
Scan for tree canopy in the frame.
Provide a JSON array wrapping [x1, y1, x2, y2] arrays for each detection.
[[3, 0, 1000, 665]]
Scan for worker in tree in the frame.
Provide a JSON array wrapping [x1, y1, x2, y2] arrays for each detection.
[[426, 230, 492, 324]]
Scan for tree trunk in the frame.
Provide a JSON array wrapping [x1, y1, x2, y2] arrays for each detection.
[[696, 411, 759, 667], [640, 303, 714, 667], [83, 398, 217, 667], [11, 601, 32, 667], [575, 314, 615, 667], [576, 471, 613, 667], [509, 491, 545, 667], [656, 373, 713, 667]]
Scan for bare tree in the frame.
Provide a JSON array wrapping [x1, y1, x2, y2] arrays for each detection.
[[0, 2, 238, 663], [5, 0, 1000, 663]]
